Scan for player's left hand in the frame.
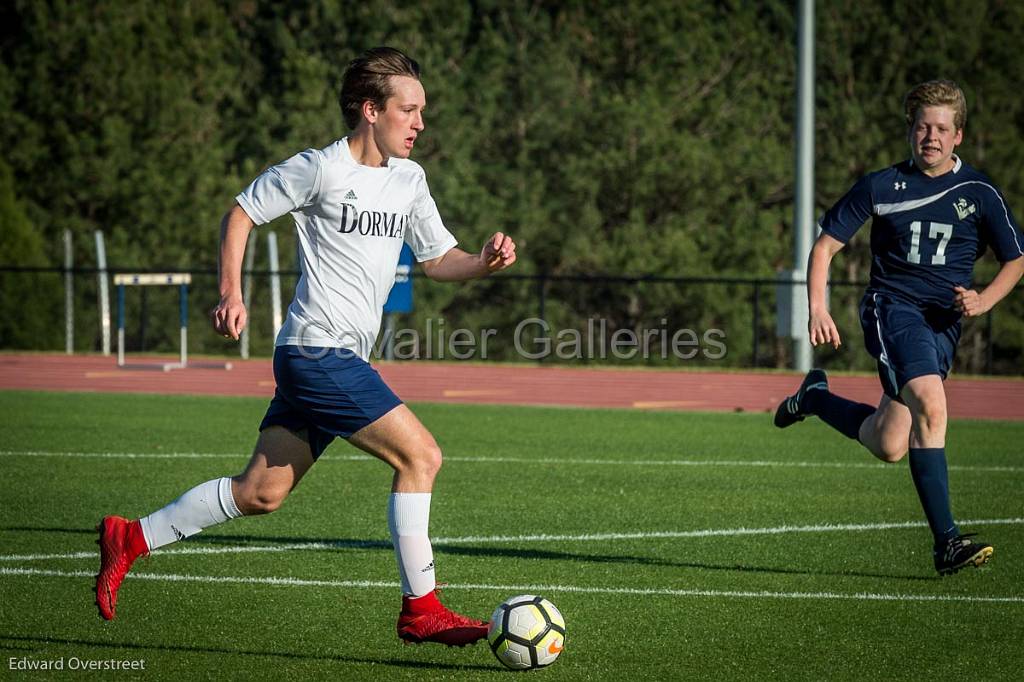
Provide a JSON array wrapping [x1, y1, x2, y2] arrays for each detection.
[[953, 285, 990, 317], [482, 232, 517, 273]]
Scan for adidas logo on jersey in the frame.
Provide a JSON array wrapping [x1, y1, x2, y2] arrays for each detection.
[[953, 197, 976, 220], [343, 189, 358, 201]]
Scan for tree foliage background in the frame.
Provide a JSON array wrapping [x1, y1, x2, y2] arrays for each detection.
[[2, 0, 1022, 372]]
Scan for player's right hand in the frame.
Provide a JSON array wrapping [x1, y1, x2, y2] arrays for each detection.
[[808, 309, 841, 349], [211, 295, 247, 340]]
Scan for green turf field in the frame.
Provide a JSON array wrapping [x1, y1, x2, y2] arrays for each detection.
[[1, 390, 1022, 680]]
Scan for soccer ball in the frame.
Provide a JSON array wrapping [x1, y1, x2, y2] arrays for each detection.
[[487, 595, 566, 670]]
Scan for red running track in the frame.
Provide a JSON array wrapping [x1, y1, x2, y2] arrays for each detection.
[[0, 353, 1021, 420]]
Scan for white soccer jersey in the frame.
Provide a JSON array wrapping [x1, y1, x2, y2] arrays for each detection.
[[236, 138, 457, 359]]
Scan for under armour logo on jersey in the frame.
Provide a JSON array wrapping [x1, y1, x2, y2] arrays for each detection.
[[343, 189, 358, 200], [953, 197, 976, 220], [894, 181, 906, 191]]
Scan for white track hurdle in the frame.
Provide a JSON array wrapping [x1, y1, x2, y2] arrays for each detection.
[[113, 273, 230, 371], [114, 273, 190, 370]]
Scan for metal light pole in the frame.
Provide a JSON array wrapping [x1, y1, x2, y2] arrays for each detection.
[[792, 0, 815, 372]]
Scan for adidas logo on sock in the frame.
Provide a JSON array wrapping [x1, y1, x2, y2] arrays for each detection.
[[170, 525, 186, 541], [343, 189, 358, 200], [420, 561, 435, 573]]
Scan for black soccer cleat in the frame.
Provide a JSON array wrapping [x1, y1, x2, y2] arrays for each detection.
[[934, 533, 993, 576], [773, 369, 829, 428]]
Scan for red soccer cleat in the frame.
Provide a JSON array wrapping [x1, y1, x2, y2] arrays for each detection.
[[94, 515, 148, 620], [396, 589, 488, 647]]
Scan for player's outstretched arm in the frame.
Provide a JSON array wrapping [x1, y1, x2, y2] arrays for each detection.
[[807, 233, 845, 349], [420, 232, 517, 282], [211, 203, 255, 340], [953, 255, 1024, 317]]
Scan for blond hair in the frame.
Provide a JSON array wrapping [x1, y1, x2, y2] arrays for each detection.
[[904, 79, 967, 130]]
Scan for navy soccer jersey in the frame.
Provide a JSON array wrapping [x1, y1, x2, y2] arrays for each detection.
[[819, 156, 1024, 310]]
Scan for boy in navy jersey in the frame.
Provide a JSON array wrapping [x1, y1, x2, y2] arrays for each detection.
[[774, 80, 1024, 575]]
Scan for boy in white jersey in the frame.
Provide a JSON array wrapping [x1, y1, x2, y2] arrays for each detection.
[[95, 47, 517, 647]]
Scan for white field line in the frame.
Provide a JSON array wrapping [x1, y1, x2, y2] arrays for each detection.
[[430, 517, 1024, 545], [2, 567, 1022, 605], [0, 449, 1021, 473], [3, 517, 1023, 563]]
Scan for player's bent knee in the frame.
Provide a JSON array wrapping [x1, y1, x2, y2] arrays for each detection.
[[418, 443, 444, 477], [400, 442, 443, 479], [233, 484, 289, 515], [242, 494, 285, 516], [865, 436, 907, 463], [919, 404, 947, 431], [878, 444, 908, 463]]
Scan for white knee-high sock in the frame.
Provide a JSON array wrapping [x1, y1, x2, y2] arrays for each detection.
[[139, 477, 243, 551], [388, 492, 436, 597]]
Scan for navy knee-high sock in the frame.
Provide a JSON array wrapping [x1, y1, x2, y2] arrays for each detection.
[[804, 391, 875, 441], [908, 447, 959, 546]]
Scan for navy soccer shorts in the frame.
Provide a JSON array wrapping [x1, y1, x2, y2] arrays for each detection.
[[259, 345, 403, 459], [859, 293, 961, 401]]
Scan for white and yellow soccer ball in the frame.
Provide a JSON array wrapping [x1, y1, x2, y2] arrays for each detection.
[[487, 595, 566, 670]]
